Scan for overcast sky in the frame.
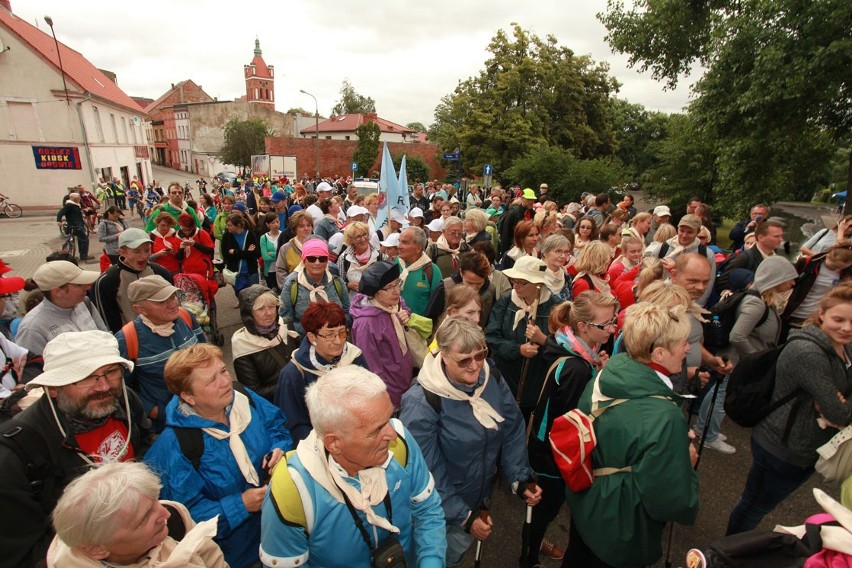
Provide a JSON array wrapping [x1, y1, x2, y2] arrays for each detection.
[[14, 0, 700, 127]]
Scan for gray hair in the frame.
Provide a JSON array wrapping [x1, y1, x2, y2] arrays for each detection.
[[402, 226, 427, 249], [444, 216, 463, 229], [306, 366, 388, 436], [436, 317, 486, 354], [464, 209, 488, 233], [52, 462, 161, 548], [540, 233, 570, 256]]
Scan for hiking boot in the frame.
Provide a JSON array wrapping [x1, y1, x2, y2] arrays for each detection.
[[704, 437, 736, 454], [540, 539, 564, 560]]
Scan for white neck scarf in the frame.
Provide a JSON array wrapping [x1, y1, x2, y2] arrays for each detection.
[[140, 314, 176, 337], [435, 235, 461, 259], [664, 235, 699, 259], [296, 431, 399, 534], [295, 264, 332, 302], [199, 390, 259, 486], [398, 253, 432, 288], [510, 288, 550, 330], [291, 342, 364, 378], [369, 299, 408, 354], [544, 267, 566, 295], [574, 271, 611, 296], [417, 351, 504, 429]]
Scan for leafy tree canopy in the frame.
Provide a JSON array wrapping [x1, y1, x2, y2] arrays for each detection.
[[332, 79, 377, 116], [600, 0, 850, 215], [352, 122, 381, 178], [503, 143, 623, 202], [286, 107, 313, 116], [392, 153, 430, 184], [429, 24, 620, 181], [406, 122, 428, 133], [220, 117, 273, 170]]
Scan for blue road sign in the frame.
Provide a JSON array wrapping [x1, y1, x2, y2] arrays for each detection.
[[351, 162, 358, 171], [484, 164, 493, 176], [443, 153, 460, 161]]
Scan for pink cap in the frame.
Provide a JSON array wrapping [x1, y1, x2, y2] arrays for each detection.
[[301, 239, 329, 261]]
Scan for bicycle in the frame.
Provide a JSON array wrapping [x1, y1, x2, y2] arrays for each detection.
[[0, 195, 23, 218], [59, 223, 78, 259]]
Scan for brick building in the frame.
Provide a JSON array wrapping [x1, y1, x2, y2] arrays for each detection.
[[265, 136, 445, 181], [242, 38, 274, 110], [143, 80, 214, 170], [301, 113, 416, 143]]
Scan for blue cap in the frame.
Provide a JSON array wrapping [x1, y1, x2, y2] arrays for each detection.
[[271, 191, 286, 203], [233, 202, 247, 212]]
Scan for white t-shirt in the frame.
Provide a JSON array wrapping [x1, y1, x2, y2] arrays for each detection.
[[0, 334, 27, 398]]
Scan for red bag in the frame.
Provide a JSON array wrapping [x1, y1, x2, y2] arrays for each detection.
[[548, 381, 634, 493]]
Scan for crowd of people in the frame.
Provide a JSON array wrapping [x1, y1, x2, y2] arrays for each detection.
[[1, 176, 851, 568]]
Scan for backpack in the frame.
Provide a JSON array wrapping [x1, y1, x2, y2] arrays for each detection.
[[268, 419, 409, 532], [702, 289, 768, 353], [724, 335, 828, 430], [289, 278, 344, 306], [121, 307, 194, 361], [173, 381, 255, 469]]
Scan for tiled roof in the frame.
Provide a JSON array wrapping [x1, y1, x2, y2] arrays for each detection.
[[0, 7, 145, 114], [301, 113, 415, 135], [247, 54, 270, 78]]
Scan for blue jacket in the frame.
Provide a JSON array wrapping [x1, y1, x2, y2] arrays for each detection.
[[275, 336, 369, 443], [116, 314, 206, 432], [400, 363, 532, 526], [260, 419, 446, 568], [144, 388, 292, 568]]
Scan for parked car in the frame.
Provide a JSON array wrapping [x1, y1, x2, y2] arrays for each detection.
[[215, 171, 238, 185]]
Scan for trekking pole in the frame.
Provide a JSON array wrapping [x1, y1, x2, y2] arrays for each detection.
[[696, 366, 727, 469], [518, 477, 538, 564], [516, 285, 542, 404], [473, 498, 491, 568]]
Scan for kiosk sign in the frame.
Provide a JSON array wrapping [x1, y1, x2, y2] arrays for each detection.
[[32, 146, 82, 170]]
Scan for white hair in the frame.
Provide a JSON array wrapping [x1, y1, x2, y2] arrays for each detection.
[[52, 462, 162, 548], [444, 215, 463, 228], [305, 365, 388, 436]]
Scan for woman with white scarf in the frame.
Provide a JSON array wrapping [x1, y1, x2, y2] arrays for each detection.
[[143, 344, 292, 568], [571, 240, 614, 297], [350, 261, 414, 408], [275, 211, 313, 289], [486, 255, 558, 417], [540, 233, 573, 303], [401, 318, 542, 568], [148, 212, 183, 275], [337, 221, 380, 301]]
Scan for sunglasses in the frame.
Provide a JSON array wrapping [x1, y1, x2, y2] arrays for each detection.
[[305, 256, 328, 264], [445, 348, 488, 368]]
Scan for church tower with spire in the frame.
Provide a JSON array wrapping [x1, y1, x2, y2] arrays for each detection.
[[244, 38, 275, 110]]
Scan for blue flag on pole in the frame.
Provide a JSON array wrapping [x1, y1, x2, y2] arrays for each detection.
[[376, 142, 410, 228]]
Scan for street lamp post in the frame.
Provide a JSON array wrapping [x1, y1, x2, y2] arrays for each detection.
[[299, 89, 320, 179], [43, 16, 70, 105]]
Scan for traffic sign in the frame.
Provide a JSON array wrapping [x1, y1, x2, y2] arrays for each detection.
[[483, 164, 493, 176], [351, 162, 358, 171], [442, 152, 459, 161]]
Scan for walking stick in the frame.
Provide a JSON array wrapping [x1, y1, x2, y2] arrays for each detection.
[[473, 498, 491, 568], [515, 285, 542, 404], [518, 478, 538, 564]]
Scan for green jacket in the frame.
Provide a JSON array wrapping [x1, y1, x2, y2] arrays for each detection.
[[565, 354, 699, 567], [212, 210, 230, 241], [144, 202, 201, 232]]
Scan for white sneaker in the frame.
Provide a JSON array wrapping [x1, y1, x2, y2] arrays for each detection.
[[718, 433, 727, 442], [704, 437, 736, 454]]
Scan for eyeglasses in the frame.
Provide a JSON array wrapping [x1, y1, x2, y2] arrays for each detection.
[[73, 365, 124, 389], [316, 328, 347, 342], [584, 317, 618, 330], [512, 279, 531, 287], [305, 256, 328, 264], [445, 348, 488, 369], [353, 233, 369, 241]]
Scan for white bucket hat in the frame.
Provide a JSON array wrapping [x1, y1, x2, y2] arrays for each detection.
[[502, 256, 548, 285], [28, 330, 134, 388]]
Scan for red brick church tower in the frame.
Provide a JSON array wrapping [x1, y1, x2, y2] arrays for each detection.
[[244, 38, 274, 110]]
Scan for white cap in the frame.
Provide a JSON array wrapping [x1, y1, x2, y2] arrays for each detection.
[[426, 219, 444, 232], [380, 233, 400, 247], [33, 261, 99, 292], [409, 207, 424, 219], [347, 205, 369, 218], [390, 209, 409, 226], [28, 331, 134, 388], [316, 181, 333, 193], [653, 205, 671, 217]]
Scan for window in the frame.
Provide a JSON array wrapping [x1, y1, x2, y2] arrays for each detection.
[[110, 114, 118, 142], [121, 117, 128, 144], [92, 107, 105, 142], [6, 101, 42, 141]]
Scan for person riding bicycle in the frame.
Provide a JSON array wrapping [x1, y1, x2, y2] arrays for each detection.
[[73, 184, 100, 231], [56, 192, 92, 261]]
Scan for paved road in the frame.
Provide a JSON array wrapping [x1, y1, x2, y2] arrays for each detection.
[[0, 184, 834, 568]]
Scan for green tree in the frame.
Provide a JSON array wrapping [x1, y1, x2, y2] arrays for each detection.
[[406, 122, 428, 133], [331, 79, 376, 116], [220, 117, 273, 171], [610, 98, 671, 184], [429, 24, 620, 180], [503, 143, 622, 202], [352, 122, 381, 178], [286, 107, 313, 116], [392, 153, 430, 184], [600, 0, 851, 214]]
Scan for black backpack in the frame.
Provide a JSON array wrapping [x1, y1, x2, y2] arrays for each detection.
[[724, 336, 827, 430], [702, 289, 768, 352]]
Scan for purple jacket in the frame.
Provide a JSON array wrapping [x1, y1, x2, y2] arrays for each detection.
[[350, 293, 414, 407]]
